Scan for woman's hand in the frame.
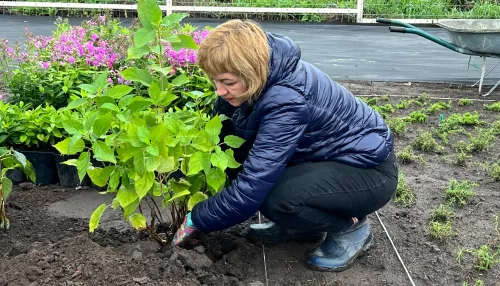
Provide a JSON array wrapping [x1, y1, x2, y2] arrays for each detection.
[[171, 212, 198, 247]]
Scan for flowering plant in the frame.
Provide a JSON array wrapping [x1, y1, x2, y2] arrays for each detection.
[[0, 14, 212, 110]]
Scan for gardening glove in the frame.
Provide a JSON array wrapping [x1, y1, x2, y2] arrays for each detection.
[[171, 212, 198, 247]]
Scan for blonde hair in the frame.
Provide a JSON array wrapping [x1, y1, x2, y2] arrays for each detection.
[[197, 19, 270, 104]]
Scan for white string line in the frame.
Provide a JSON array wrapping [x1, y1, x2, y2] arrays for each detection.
[[258, 211, 269, 286], [375, 211, 416, 286]]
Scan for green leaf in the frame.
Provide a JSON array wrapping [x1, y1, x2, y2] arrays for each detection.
[[146, 145, 159, 156], [117, 186, 138, 207], [171, 73, 189, 86], [145, 155, 160, 172], [224, 135, 245, 148], [171, 34, 199, 51], [148, 81, 162, 104], [121, 67, 152, 87], [157, 156, 175, 173], [211, 151, 228, 171], [129, 213, 147, 230], [128, 45, 150, 60], [76, 151, 90, 182], [79, 84, 98, 94], [134, 150, 147, 175], [129, 98, 153, 112], [99, 103, 120, 113], [94, 71, 110, 90], [188, 152, 210, 176], [191, 132, 214, 152], [117, 145, 139, 162], [145, 0, 162, 27], [93, 112, 112, 137], [62, 116, 85, 135], [150, 124, 169, 145], [225, 149, 241, 169], [135, 171, 155, 200], [66, 98, 88, 109], [53, 136, 85, 155], [161, 12, 188, 26], [108, 85, 134, 99], [187, 192, 209, 211], [89, 204, 107, 233], [93, 141, 116, 164], [108, 169, 121, 191], [12, 150, 27, 168], [134, 27, 155, 48], [87, 167, 108, 187], [137, 0, 153, 29], [123, 199, 140, 219], [151, 64, 172, 76], [167, 190, 191, 203], [206, 167, 226, 192], [1, 177, 13, 200], [205, 115, 222, 144]]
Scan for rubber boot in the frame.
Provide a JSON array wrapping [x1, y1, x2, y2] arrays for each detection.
[[307, 217, 373, 272], [247, 221, 325, 244]]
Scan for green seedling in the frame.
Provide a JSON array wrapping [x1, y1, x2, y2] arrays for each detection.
[[455, 151, 472, 167], [416, 92, 430, 105], [489, 120, 500, 136], [380, 95, 389, 101], [445, 179, 477, 206], [386, 117, 409, 137], [489, 162, 500, 181], [483, 102, 500, 111], [404, 110, 428, 123], [359, 97, 378, 107], [426, 101, 451, 114], [394, 173, 415, 206], [372, 104, 394, 119], [467, 128, 495, 153], [412, 130, 444, 153], [429, 220, 455, 240], [458, 98, 473, 106], [430, 203, 455, 223], [395, 99, 412, 109], [457, 245, 500, 271], [396, 146, 424, 164], [462, 280, 485, 286]]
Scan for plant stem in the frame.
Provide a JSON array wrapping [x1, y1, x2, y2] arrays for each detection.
[[150, 196, 164, 223]]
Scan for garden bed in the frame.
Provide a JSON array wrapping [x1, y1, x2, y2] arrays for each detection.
[[1, 82, 499, 286]]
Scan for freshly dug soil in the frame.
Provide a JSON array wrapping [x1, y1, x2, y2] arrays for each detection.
[[1, 82, 500, 286]]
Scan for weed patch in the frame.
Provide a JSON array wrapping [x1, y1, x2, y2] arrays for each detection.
[[396, 146, 424, 164], [412, 130, 444, 153], [458, 99, 474, 106], [394, 173, 414, 206]]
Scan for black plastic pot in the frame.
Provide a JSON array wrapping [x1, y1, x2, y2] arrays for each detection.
[[21, 151, 59, 186], [54, 154, 91, 188], [4, 167, 26, 185]]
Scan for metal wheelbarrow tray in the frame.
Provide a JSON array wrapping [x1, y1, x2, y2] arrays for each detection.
[[377, 18, 500, 96], [437, 19, 500, 55]]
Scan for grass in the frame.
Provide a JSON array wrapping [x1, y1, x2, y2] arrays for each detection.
[[3, 0, 500, 21]]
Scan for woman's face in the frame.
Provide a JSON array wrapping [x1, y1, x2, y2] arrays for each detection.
[[213, 73, 248, 107]]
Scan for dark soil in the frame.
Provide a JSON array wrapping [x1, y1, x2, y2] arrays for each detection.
[[1, 82, 500, 286]]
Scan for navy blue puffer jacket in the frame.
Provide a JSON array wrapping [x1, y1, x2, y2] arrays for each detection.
[[191, 32, 393, 233]]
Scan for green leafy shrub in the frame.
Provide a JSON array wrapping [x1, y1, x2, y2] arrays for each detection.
[[394, 172, 414, 206], [52, 1, 243, 247], [412, 130, 443, 153], [0, 101, 65, 151], [458, 98, 473, 106], [484, 102, 500, 111]]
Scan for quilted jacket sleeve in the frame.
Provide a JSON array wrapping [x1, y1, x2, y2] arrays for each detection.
[[191, 88, 310, 233]]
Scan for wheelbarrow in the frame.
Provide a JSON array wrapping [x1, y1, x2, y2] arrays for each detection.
[[376, 18, 500, 97]]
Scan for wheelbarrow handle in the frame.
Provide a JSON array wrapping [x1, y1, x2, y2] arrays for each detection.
[[376, 18, 417, 29], [389, 26, 407, 33]]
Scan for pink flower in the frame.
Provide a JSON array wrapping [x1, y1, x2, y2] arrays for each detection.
[[41, 61, 50, 69], [68, 56, 75, 63]]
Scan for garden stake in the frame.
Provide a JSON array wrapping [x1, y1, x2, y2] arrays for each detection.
[[258, 211, 269, 286], [375, 211, 416, 286]]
